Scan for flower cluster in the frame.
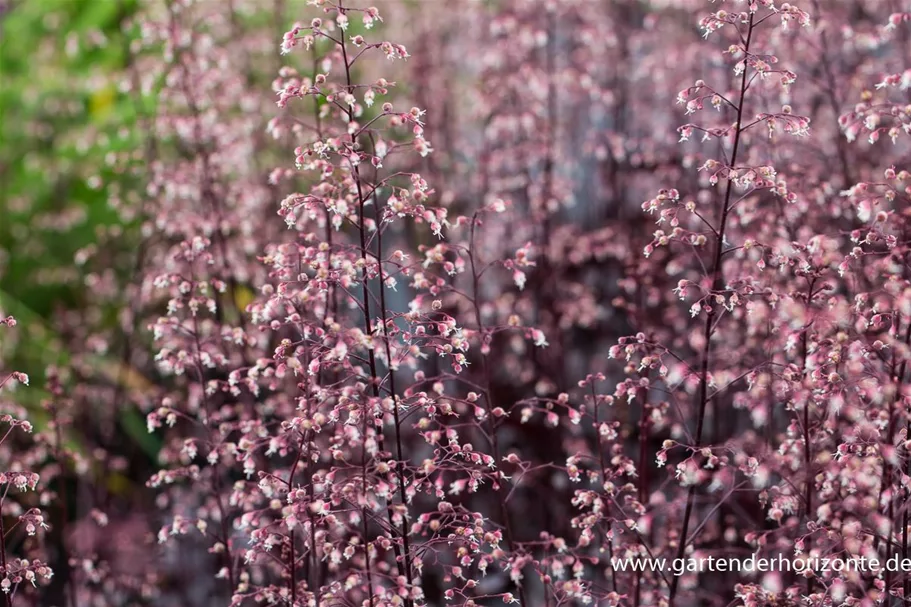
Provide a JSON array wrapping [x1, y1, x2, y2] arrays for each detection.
[[0, 317, 54, 601], [5, 0, 911, 605]]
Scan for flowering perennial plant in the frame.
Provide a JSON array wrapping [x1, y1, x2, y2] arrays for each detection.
[[5, 0, 911, 606], [0, 316, 53, 603]]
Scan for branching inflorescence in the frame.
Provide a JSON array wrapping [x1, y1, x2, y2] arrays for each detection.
[[4, 0, 911, 606]]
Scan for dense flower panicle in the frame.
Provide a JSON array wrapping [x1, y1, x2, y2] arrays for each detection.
[[5, 0, 911, 605]]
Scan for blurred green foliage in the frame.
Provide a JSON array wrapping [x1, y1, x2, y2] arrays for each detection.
[[1, 0, 156, 457], [1, 0, 146, 367]]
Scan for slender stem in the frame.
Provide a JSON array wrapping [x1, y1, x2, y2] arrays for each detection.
[[635, 380, 648, 607], [902, 316, 911, 604], [467, 217, 527, 606], [190, 303, 237, 595], [592, 384, 618, 595], [287, 341, 316, 606], [289, 528, 297, 606], [669, 14, 754, 605], [0, 500, 10, 607], [375, 213, 417, 587], [883, 317, 911, 603], [51, 405, 76, 607], [337, 8, 413, 602], [800, 314, 813, 596]]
